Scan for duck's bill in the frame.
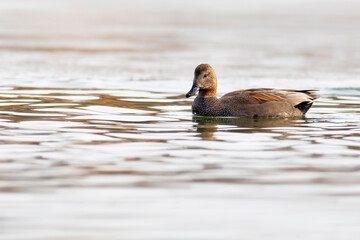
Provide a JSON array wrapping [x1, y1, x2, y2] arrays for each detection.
[[185, 84, 199, 98]]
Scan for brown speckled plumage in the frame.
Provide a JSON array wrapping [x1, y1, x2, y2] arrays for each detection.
[[186, 64, 319, 118]]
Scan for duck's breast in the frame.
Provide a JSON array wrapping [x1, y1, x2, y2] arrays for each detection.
[[192, 96, 228, 116]]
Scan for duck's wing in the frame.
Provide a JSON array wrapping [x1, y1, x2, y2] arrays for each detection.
[[222, 89, 286, 104], [221, 89, 319, 114], [248, 91, 285, 104], [223, 88, 319, 104], [291, 90, 320, 100]]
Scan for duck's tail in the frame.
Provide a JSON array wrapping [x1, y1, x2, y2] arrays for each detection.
[[293, 90, 320, 114], [294, 101, 313, 114]]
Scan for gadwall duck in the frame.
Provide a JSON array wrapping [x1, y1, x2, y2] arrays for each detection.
[[186, 64, 319, 118]]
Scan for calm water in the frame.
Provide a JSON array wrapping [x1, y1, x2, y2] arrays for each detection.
[[1, 1, 360, 239]]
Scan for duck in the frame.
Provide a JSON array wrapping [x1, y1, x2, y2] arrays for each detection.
[[185, 64, 319, 118]]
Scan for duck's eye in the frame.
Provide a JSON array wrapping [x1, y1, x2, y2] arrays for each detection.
[[203, 74, 207, 78]]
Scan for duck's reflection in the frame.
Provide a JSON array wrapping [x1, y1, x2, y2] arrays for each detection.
[[193, 115, 304, 140], [194, 121, 218, 140]]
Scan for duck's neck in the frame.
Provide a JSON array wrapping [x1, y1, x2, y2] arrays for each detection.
[[198, 88, 217, 97]]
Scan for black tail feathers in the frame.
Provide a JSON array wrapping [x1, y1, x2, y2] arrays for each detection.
[[294, 101, 313, 114]]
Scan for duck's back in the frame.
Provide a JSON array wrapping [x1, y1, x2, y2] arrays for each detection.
[[219, 88, 319, 118]]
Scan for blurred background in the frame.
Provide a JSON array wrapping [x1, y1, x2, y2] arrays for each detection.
[[1, 0, 359, 91]]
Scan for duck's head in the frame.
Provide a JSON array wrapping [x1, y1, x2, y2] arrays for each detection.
[[186, 64, 217, 98]]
